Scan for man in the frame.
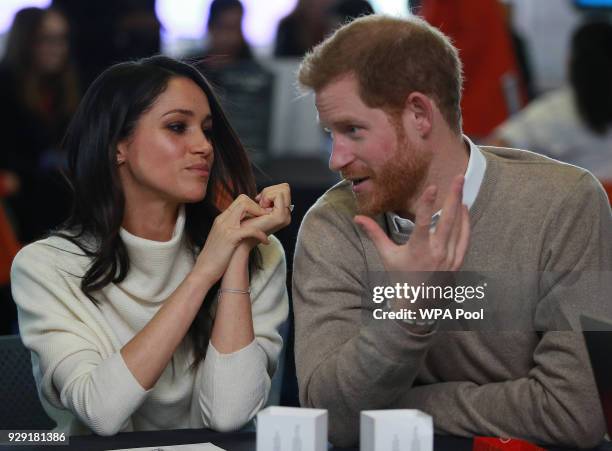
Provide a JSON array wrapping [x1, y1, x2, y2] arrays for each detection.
[[292, 15, 611, 447]]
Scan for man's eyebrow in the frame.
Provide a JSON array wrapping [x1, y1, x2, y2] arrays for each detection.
[[322, 118, 363, 128]]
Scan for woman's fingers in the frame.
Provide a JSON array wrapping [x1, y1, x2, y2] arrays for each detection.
[[226, 195, 266, 224], [257, 183, 291, 210], [251, 184, 292, 232], [234, 225, 270, 245]]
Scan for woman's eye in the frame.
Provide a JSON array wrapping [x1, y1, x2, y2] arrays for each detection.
[[168, 122, 186, 134], [203, 128, 213, 140]]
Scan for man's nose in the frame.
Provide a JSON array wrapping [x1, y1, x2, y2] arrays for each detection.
[[328, 140, 355, 172]]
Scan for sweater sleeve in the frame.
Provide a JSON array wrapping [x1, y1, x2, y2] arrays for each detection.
[[11, 242, 150, 436], [393, 173, 611, 448], [293, 197, 438, 447], [193, 235, 288, 431]]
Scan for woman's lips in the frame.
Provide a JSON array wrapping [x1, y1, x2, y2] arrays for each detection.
[[187, 164, 210, 177]]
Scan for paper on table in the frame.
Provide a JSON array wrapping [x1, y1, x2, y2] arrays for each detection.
[[108, 443, 226, 451]]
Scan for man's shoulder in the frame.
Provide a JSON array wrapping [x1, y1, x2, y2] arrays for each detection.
[[481, 145, 592, 186], [305, 179, 359, 222], [478, 145, 606, 215]]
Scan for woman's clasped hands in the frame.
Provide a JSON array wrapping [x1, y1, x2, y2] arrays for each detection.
[[195, 183, 291, 283]]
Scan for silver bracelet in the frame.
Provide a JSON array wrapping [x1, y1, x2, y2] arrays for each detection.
[[218, 287, 251, 295]]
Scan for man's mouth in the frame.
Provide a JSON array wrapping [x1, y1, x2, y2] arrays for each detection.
[[350, 177, 370, 187]]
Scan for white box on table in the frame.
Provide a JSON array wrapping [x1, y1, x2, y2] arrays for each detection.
[[256, 406, 328, 451], [361, 409, 433, 451]]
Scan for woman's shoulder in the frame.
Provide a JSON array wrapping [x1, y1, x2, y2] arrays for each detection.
[[12, 233, 93, 278]]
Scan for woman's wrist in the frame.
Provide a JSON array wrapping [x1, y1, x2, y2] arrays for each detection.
[[187, 264, 217, 294], [226, 242, 252, 274]]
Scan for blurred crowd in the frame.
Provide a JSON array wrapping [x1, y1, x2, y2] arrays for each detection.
[[1, 0, 611, 334]]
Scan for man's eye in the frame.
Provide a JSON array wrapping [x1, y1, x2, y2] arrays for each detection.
[[168, 123, 186, 133]]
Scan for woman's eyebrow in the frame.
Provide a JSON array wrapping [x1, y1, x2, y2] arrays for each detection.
[[161, 108, 194, 117]]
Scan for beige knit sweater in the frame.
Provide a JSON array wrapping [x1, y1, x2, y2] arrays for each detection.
[[12, 207, 289, 436], [293, 147, 612, 448]]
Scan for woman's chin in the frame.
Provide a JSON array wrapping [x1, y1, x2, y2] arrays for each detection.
[[181, 188, 207, 204]]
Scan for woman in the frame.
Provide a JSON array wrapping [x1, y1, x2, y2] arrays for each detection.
[[11, 56, 291, 436], [0, 7, 79, 242]]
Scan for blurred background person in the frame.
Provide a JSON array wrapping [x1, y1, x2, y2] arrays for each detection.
[[491, 20, 612, 195], [114, 0, 162, 62], [274, 0, 336, 57], [0, 6, 79, 244], [194, 0, 253, 70], [326, 0, 374, 31], [420, 0, 527, 140], [52, 0, 160, 89], [190, 0, 274, 164], [500, 0, 536, 101]]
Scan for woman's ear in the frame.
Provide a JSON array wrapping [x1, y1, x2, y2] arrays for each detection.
[[116, 141, 127, 166], [402, 92, 434, 138]]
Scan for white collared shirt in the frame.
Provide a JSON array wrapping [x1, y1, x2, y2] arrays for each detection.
[[386, 136, 486, 236]]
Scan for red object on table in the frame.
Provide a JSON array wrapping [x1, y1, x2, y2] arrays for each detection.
[[473, 437, 546, 451]]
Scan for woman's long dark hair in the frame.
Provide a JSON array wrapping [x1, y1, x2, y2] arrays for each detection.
[[57, 55, 258, 365], [570, 21, 612, 134]]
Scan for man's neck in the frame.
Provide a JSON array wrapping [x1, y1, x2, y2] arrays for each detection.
[[400, 133, 469, 219]]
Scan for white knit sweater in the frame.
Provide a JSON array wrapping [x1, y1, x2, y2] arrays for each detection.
[[11, 207, 289, 436]]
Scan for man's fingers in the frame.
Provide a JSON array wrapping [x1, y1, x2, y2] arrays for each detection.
[[434, 175, 464, 246], [446, 199, 462, 265], [452, 205, 471, 270], [412, 185, 437, 242], [354, 215, 393, 253]]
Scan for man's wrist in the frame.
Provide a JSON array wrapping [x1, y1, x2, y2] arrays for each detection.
[[397, 316, 437, 334]]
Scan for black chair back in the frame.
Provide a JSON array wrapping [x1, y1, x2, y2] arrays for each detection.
[[0, 335, 54, 429]]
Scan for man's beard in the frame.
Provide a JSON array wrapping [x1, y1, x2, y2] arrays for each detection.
[[356, 138, 432, 217]]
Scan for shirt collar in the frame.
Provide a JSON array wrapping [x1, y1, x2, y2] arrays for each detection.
[[386, 136, 486, 236]]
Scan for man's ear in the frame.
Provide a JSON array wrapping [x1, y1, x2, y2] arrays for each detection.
[[402, 92, 434, 138]]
